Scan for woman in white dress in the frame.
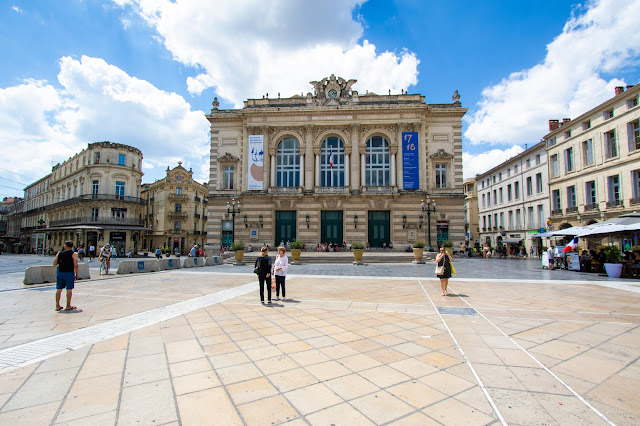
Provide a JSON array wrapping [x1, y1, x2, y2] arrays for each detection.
[[273, 246, 289, 301]]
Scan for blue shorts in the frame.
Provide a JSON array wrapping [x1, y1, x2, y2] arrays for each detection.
[[56, 272, 75, 290]]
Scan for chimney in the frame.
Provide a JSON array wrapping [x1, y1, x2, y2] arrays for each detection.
[[615, 86, 625, 96], [549, 119, 560, 131], [627, 85, 635, 90], [562, 118, 571, 123]]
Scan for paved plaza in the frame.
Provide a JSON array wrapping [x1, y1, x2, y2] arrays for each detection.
[[0, 255, 639, 424]]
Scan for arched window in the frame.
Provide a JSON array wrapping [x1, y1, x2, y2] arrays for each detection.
[[276, 137, 301, 187], [365, 136, 390, 186], [321, 137, 345, 186]]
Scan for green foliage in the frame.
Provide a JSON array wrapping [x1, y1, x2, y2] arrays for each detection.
[[602, 245, 622, 263], [413, 240, 426, 248], [231, 240, 246, 251], [289, 240, 304, 249], [442, 240, 454, 247], [351, 241, 365, 250]]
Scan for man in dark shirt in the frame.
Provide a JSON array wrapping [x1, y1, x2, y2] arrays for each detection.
[[53, 240, 79, 311]]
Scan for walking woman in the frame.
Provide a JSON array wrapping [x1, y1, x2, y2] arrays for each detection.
[[273, 246, 289, 301], [255, 246, 272, 304], [436, 246, 454, 296]]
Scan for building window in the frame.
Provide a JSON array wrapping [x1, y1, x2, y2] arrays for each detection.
[[526, 159, 531, 168], [174, 221, 181, 230], [582, 139, 594, 166], [223, 166, 234, 190], [482, 193, 485, 208], [94, 152, 100, 164], [585, 180, 597, 206], [604, 108, 614, 120], [488, 215, 491, 229], [535, 154, 541, 165], [112, 208, 126, 220], [628, 120, 640, 152], [435, 164, 448, 189], [493, 213, 498, 228], [608, 175, 621, 206], [175, 203, 182, 213], [507, 184, 512, 201], [528, 207, 534, 229], [605, 130, 617, 159], [564, 147, 574, 172], [507, 168, 511, 177], [567, 186, 577, 208], [526, 176, 533, 196], [483, 216, 486, 230], [582, 120, 591, 130], [516, 209, 521, 229], [632, 170, 640, 200], [551, 154, 559, 177], [92, 180, 99, 198], [508, 211, 513, 230], [628, 96, 639, 109], [548, 137, 556, 147], [321, 137, 345, 187], [536, 173, 543, 193], [115, 181, 125, 199], [176, 187, 183, 195], [564, 130, 571, 140], [499, 187, 503, 203], [538, 205, 545, 230], [514, 182, 520, 199], [118, 154, 125, 166], [487, 192, 491, 206], [499, 212, 504, 228], [552, 189, 561, 212], [492, 176, 496, 184], [492, 189, 497, 205], [91, 208, 99, 222], [498, 172, 502, 181], [276, 137, 301, 187]]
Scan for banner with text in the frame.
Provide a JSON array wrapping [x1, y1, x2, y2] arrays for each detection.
[[402, 132, 419, 190], [247, 135, 264, 190]]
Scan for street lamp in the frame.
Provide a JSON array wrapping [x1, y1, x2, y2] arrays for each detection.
[[227, 198, 241, 243], [421, 199, 436, 251]]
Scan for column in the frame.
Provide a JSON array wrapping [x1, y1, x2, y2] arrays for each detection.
[[344, 154, 350, 188], [390, 152, 396, 187], [299, 154, 305, 188], [270, 155, 276, 187], [305, 125, 313, 191], [351, 125, 360, 191], [262, 128, 270, 190], [315, 153, 321, 187], [360, 152, 366, 187]]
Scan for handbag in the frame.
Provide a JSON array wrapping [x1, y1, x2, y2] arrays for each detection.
[[451, 264, 456, 275], [435, 264, 444, 275]]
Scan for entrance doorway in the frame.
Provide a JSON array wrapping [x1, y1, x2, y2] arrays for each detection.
[[368, 211, 390, 247], [436, 221, 449, 247], [275, 211, 296, 246], [321, 211, 343, 244], [109, 232, 126, 257]]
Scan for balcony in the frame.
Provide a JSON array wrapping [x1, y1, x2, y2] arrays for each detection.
[[551, 208, 563, 216], [566, 206, 578, 213], [47, 194, 145, 210], [314, 186, 349, 194], [606, 200, 623, 208], [49, 216, 145, 227], [584, 203, 599, 211], [168, 212, 187, 219], [194, 196, 201, 203], [630, 197, 640, 206], [269, 187, 302, 194], [361, 186, 394, 194], [168, 194, 188, 202]]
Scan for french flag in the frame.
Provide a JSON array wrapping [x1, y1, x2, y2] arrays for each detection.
[[329, 152, 333, 169], [562, 237, 578, 253]]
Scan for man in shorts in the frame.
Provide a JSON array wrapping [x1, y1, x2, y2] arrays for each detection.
[[53, 240, 79, 311], [99, 244, 113, 271]]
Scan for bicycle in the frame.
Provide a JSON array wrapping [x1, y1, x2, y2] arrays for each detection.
[[100, 257, 110, 275]]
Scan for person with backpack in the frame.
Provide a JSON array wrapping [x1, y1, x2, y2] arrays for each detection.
[[155, 247, 162, 259], [254, 246, 272, 304]]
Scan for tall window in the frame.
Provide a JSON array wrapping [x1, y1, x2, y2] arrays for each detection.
[[115, 181, 125, 199], [493, 213, 498, 228], [567, 186, 577, 208], [585, 181, 597, 206], [482, 193, 486, 208], [535, 154, 541, 165], [365, 136, 390, 186], [91, 208, 99, 222], [526, 176, 533, 196], [552, 189, 561, 211], [507, 184, 512, 201], [223, 166, 234, 190], [118, 154, 126, 166], [94, 152, 100, 164], [276, 137, 301, 187], [176, 187, 182, 195], [608, 175, 620, 205], [516, 209, 521, 229], [628, 120, 640, 152], [92, 180, 99, 198], [508, 211, 513, 229], [632, 170, 640, 200], [321, 137, 345, 186], [526, 159, 531, 168], [528, 207, 534, 228], [536, 173, 543, 193], [435, 164, 448, 189], [493, 190, 497, 205], [583, 139, 594, 166], [112, 208, 126, 220], [514, 182, 520, 199], [605, 130, 617, 159], [499, 212, 504, 227], [174, 221, 181, 230], [551, 154, 559, 177], [538, 205, 544, 230], [564, 147, 574, 172], [499, 187, 503, 203], [175, 203, 182, 213]]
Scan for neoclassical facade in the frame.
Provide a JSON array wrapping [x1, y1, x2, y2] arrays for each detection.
[[45, 142, 145, 255], [206, 75, 467, 250], [546, 84, 640, 228], [142, 163, 208, 254], [463, 178, 479, 246], [476, 141, 550, 252]]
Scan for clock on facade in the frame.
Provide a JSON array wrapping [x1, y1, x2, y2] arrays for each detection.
[[327, 89, 338, 98]]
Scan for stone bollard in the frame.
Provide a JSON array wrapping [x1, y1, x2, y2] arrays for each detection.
[[24, 264, 91, 285], [117, 259, 160, 274], [183, 257, 205, 268], [77, 263, 91, 280], [205, 256, 221, 266], [158, 258, 182, 271]]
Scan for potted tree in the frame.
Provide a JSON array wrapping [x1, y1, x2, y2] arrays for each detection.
[[231, 240, 246, 264], [351, 241, 365, 264], [442, 240, 454, 256], [413, 240, 426, 263], [290, 240, 303, 264], [602, 245, 623, 278]]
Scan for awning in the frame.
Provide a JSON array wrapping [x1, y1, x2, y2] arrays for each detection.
[[501, 238, 523, 244]]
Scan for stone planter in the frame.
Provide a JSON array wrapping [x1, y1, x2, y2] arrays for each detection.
[[233, 250, 245, 265], [413, 248, 425, 263], [444, 247, 453, 256], [291, 248, 301, 264], [604, 263, 623, 278], [353, 249, 364, 264]]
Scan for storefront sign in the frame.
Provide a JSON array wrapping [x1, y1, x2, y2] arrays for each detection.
[[248, 135, 264, 190], [402, 132, 419, 190]]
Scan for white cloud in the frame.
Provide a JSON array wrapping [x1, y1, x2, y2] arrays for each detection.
[[465, 0, 640, 145], [0, 56, 210, 186], [11, 5, 23, 13], [112, 0, 419, 107], [462, 146, 525, 179]]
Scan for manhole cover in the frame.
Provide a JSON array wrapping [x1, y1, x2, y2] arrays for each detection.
[[436, 306, 478, 316]]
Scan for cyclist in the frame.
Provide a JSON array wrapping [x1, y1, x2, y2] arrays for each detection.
[[99, 244, 113, 273]]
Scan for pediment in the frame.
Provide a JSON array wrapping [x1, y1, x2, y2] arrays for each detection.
[[218, 152, 240, 163], [430, 149, 453, 159]]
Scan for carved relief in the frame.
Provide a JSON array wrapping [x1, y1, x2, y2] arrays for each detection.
[[309, 74, 358, 106], [280, 200, 291, 208], [374, 199, 384, 207], [218, 153, 240, 163], [430, 149, 454, 159], [326, 199, 338, 208]]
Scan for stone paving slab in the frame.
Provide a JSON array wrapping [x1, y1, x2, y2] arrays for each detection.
[[0, 270, 638, 424]]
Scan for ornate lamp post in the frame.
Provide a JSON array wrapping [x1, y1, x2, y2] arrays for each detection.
[[226, 198, 241, 243], [421, 199, 436, 252]]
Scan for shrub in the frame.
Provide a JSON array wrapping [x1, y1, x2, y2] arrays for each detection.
[[351, 241, 365, 250], [289, 240, 303, 249], [413, 240, 426, 249], [442, 240, 454, 247], [231, 241, 246, 251], [602, 245, 622, 263]]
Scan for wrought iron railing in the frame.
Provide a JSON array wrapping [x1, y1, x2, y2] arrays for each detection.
[[47, 194, 145, 210], [49, 217, 145, 227]]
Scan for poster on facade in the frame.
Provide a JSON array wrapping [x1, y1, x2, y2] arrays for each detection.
[[402, 132, 419, 190], [248, 135, 264, 190]]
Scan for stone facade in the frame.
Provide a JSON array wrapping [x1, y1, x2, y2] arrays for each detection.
[[546, 84, 640, 228], [476, 141, 550, 253], [141, 163, 208, 255], [20, 175, 51, 253], [206, 75, 467, 251], [45, 142, 145, 255], [463, 178, 479, 246]]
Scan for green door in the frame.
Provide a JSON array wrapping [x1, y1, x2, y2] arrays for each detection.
[[321, 211, 343, 244], [368, 211, 390, 248], [275, 211, 297, 246], [221, 232, 233, 248]]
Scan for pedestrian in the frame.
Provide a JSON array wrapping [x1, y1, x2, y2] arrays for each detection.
[[53, 240, 79, 311], [155, 247, 162, 259], [547, 245, 555, 270], [174, 246, 179, 256], [254, 246, 272, 304], [521, 246, 527, 259], [190, 245, 197, 257], [530, 247, 534, 257], [77, 245, 85, 261], [273, 246, 289, 301], [127, 249, 132, 258], [435, 246, 454, 296], [198, 245, 204, 257]]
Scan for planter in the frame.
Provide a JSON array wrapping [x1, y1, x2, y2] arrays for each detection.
[[291, 248, 301, 264], [353, 249, 364, 264], [604, 263, 623, 278], [413, 248, 424, 262], [444, 247, 453, 256], [234, 250, 245, 262]]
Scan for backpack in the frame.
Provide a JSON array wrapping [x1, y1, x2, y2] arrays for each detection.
[[155, 248, 161, 256]]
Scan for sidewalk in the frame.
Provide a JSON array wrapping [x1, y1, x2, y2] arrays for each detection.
[[0, 269, 638, 424]]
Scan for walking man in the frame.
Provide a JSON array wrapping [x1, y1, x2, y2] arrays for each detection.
[[53, 240, 79, 311], [89, 244, 95, 261]]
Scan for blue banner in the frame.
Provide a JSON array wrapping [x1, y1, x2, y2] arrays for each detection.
[[402, 132, 419, 190]]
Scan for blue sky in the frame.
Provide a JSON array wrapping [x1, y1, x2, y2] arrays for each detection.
[[1, 0, 639, 198]]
